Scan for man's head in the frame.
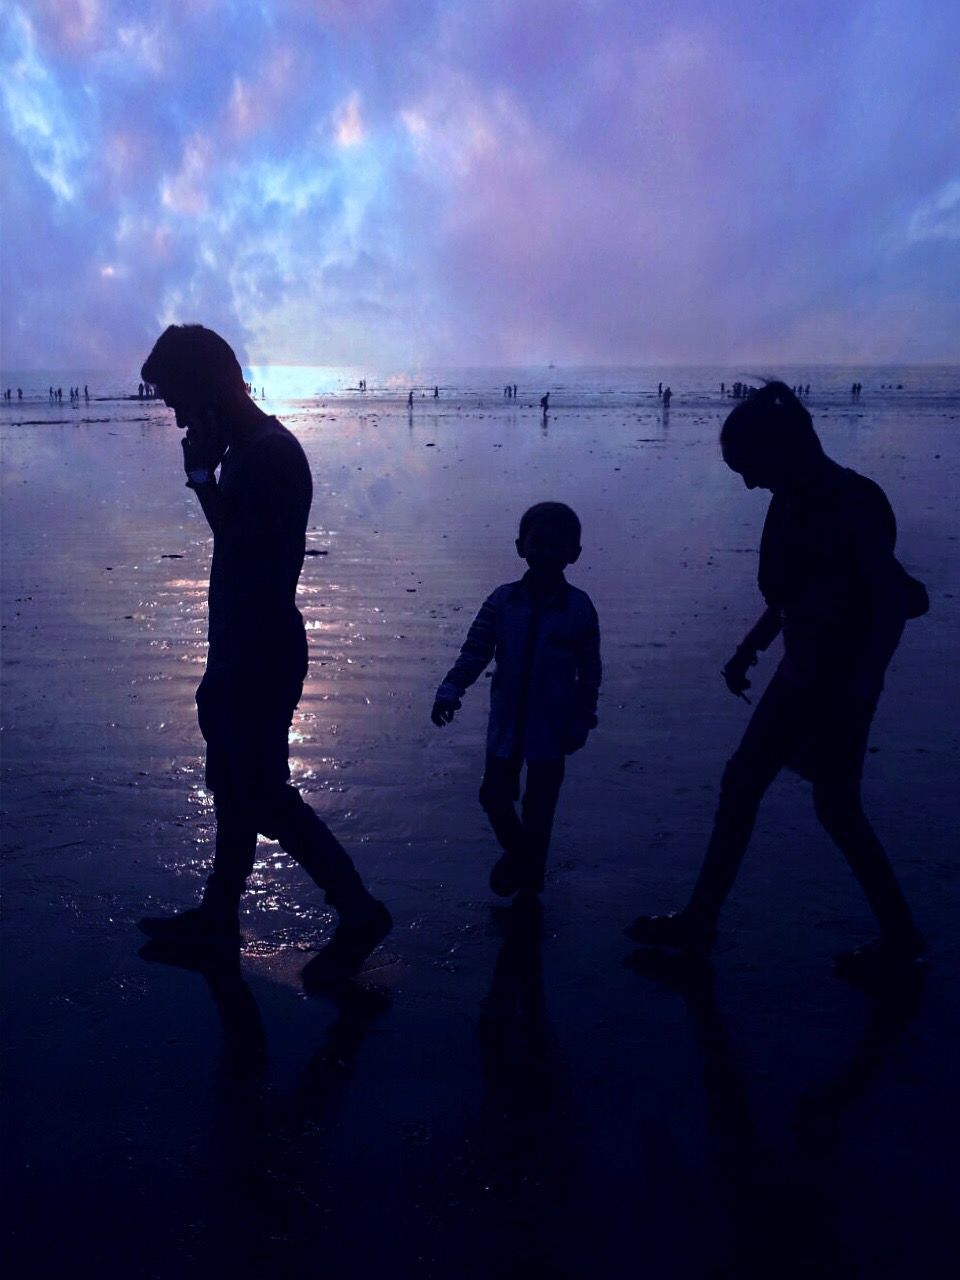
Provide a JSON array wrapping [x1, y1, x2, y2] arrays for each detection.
[[141, 325, 246, 430], [516, 502, 582, 573], [720, 381, 823, 492]]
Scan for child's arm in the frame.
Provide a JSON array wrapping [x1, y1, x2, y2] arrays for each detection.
[[570, 601, 602, 746], [431, 592, 499, 726]]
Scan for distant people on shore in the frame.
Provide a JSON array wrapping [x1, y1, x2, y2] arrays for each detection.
[[434, 385, 439, 398], [662, 386, 672, 408], [658, 382, 663, 399], [540, 391, 550, 415], [730, 382, 757, 400], [720, 381, 725, 395], [408, 389, 414, 409], [851, 381, 862, 400], [432, 502, 601, 898]]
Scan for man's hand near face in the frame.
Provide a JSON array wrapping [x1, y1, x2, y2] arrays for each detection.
[[175, 408, 227, 492]]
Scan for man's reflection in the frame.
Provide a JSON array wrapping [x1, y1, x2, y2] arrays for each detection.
[[139, 940, 390, 1268]]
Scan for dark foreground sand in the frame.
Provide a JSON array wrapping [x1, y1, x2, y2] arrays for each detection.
[[2, 388, 959, 1276]]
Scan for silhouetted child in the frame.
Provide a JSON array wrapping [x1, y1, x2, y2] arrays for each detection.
[[432, 502, 602, 896]]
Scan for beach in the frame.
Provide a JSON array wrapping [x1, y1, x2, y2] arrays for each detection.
[[2, 367, 959, 1276]]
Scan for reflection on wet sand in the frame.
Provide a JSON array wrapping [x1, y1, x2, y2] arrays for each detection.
[[138, 938, 391, 1269], [421, 896, 580, 1277], [626, 950, 924, 1277]]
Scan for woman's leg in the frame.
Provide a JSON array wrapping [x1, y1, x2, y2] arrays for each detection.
[[685, 676, 803, 927], [813, 780, 916, 939]]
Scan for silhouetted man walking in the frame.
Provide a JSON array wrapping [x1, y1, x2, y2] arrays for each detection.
[[138, 325, 391, 981], [627, 382, 926, 980]]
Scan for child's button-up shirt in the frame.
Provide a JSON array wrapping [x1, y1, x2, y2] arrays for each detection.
[[437, 572, 602, 763]]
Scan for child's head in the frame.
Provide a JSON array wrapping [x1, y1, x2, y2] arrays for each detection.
[[516, 502, 582, 573]]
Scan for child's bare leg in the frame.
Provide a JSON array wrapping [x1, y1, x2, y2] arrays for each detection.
[[479, 753, 524, 854], [519, 759, 565, 892]]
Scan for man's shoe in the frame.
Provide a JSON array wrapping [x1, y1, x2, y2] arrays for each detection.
[[624, 910, 716, 953], [833, 932, 927, 986], [490, 854, 527, 897], [137, 904, 241, 947], [301, 900, 393, 988]]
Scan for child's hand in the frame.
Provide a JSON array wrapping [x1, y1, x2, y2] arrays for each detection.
[[564, 713, 597, 754], [431, 696, 460, 727]]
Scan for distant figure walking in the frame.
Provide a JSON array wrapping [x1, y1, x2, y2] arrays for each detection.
[[84, 384, 89, 401], [662, 386, 672, 408], [408, 389, 414, 409], [137, 324, 391, 983], [138, 382, 144, 399], [658, 382, 663, 399], [17, 388, 22, 400], [432, 503, 601, 896], [626, 382, 927, 981], [434, 385, 439, 398], [540, 392, 550, 415], [512, 384, 517, 398]]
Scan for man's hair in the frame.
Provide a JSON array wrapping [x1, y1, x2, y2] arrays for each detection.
[[518, 501, 582, 546], [140, 324, 245, 405], [720, 380, 822, 469]]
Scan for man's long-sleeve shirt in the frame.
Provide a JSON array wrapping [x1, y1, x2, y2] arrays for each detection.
[[437, 572, 602, 762]]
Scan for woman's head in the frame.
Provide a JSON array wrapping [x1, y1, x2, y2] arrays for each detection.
[[720, 381, 823, 490]]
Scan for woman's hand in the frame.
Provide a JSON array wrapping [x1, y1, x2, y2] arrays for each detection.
[[722, 646, 757, 700]]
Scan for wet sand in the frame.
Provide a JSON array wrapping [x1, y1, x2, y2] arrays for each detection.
[[2, 385, 959, 1276]]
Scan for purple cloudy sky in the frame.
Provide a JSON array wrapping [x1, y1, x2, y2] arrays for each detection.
[[2, 0, 958, 371]]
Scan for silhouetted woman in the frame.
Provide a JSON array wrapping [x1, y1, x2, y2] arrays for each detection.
[[627, 382, 926, 979]]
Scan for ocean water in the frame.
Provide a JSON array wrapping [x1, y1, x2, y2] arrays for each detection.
[[2, 362, 959, 417]]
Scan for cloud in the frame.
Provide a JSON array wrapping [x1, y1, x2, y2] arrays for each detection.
[[1, 0, 959, 371], [334, 92, 366, 148], [909, 181, 960, 243], [0, 7, 88, 201]]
